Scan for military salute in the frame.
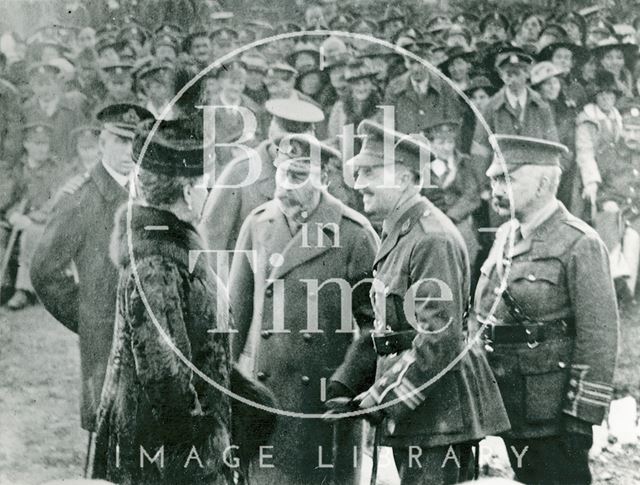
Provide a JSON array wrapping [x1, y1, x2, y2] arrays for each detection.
[[475, 135, 619, 484]]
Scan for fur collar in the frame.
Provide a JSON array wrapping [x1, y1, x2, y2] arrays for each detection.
[[110, 203, 209, 280]]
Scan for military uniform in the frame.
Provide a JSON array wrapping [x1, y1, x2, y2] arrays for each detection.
[[229, 136, 378, 485], [31, 104, 154, 431], [201, 98, 325, 254], [333, 121, 510, 485], [475, 135, 619, 484]]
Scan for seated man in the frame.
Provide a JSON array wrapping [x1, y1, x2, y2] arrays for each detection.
[[5, 121, 65, 309]]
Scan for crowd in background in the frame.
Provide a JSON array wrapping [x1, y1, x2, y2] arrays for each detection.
[[1, 0, 640, 309]]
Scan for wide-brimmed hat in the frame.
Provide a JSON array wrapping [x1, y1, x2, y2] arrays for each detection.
[[591, 37, 638, 66], [530, 61, 565, 85]]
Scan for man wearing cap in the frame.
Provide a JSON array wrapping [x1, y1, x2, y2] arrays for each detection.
[[330, 120, 510, 485], [137, 61, 178, 119], [101, 61, 137, 105], [4, 121, 64, 309], [22, 61, 87, 161], [201, 97, 325, 255], [31, 103, 154, 436], [229, 133, 377, 485], [183, 27, 212, 68], [471, 49, 558, 194], [242, 53, 270, 106], [475, 134, 618, 484], [384, 42, 464, 136]]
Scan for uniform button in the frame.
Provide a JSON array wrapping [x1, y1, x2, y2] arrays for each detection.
[[527, 274, 536, 281], [567, 391, 576, 399], [302, 332, 312, 341], [257, 371, 268, 381], [301, 375, 310, 384], [633, 169, 639, 177], [569, 378, 577, 386], [419, 109, 425, 115], [558, 361, 566, 369], [261, 330, 271, 339], [265, 287, 273, 297]]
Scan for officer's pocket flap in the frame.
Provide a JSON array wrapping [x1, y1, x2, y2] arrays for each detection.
[[510, 261, 563, 285], [518, 340, 572, 423]]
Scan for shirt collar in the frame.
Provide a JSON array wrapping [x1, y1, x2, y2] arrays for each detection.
[[382, 192, 422, 236], [101, 160, 130, 187], [518, 198, 559, 240], [410, 76, 430, 95], [505, 87, 527, 110]]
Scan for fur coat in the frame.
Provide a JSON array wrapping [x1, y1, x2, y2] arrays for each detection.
[[93, 204, 233, 485]]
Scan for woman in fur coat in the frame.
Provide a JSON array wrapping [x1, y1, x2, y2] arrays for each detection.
[[93, 119, 233, 485]]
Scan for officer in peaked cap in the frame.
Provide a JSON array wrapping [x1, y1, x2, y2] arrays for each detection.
[[331, 119, 510, 484], [151, 34, 180, 61], [183, 26, 212, 66], [229, 129, 377, 484], [475, 134, 618, 484], [31, 103, 153, 437], [101, 61, 137, 104], [201, 98, 325, 253], [479, 12, 510, 43]]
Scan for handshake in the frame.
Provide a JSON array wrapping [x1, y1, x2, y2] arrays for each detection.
[[322, 383, 384, 425]]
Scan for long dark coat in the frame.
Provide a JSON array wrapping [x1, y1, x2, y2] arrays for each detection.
[[31, 162, 127, 431], [229, 192, 378, 485], [93, 204, 232, 485]]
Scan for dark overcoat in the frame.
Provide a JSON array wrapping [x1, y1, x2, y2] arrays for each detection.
[[31, 162, 127, 431], [229, 192, 378, 485], [383, 72, 464, 135], [473, 203, 619, 438], [93, 204, 232, 485]]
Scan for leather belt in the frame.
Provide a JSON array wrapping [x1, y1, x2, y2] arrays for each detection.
[[481, 319, 573, 349], [371, 330, 416, 356]]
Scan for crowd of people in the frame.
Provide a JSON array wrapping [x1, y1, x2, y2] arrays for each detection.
[[0, 0, 634, 484]]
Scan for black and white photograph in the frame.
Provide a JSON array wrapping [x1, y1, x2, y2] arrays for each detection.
[[0, 0, 639, 484]]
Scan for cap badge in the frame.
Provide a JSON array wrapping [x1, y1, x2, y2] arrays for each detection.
[[123, 109, 141, 124], [509, 54, 518, 64]]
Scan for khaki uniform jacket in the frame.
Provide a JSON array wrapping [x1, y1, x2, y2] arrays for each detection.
[[473, 203, 619, 438], [336, 196, 510, 448]]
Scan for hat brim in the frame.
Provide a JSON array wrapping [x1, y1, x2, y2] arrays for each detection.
[[104, 123, 136, 139], [345, 151, 384, 168]]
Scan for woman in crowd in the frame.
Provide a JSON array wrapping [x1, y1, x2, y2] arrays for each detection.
[[327, 59, 381, 139], [593, 38, 637, 98], [538, 40, 587, 107], [531, 61, 580, 210]]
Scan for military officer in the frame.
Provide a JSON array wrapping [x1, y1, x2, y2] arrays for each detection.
[[332, 120, 510, 485], [475, 134, 619, 484], [200, 98, 324, 255], [229, 134, 378, 485], [30, 103, 154, 434]]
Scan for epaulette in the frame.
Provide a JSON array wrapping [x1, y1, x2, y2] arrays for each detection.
[[61, 171, 91, 195], [562, 216, 594, 236], [341, 204, 371, 228]]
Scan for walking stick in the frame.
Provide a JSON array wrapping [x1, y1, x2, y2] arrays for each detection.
[[83, 431, 94, 478], [369, 425, 382, 485], [0, 200, 28, 303]]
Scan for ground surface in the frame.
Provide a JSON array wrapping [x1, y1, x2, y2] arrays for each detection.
[[0, 305, 638, 484]]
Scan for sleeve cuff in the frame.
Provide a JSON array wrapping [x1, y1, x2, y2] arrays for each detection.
[[562, 365, 614, 424]]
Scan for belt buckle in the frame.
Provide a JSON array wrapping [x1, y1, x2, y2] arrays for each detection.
[[371, 332, 379, 354], [524, 325, 540, 349]]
